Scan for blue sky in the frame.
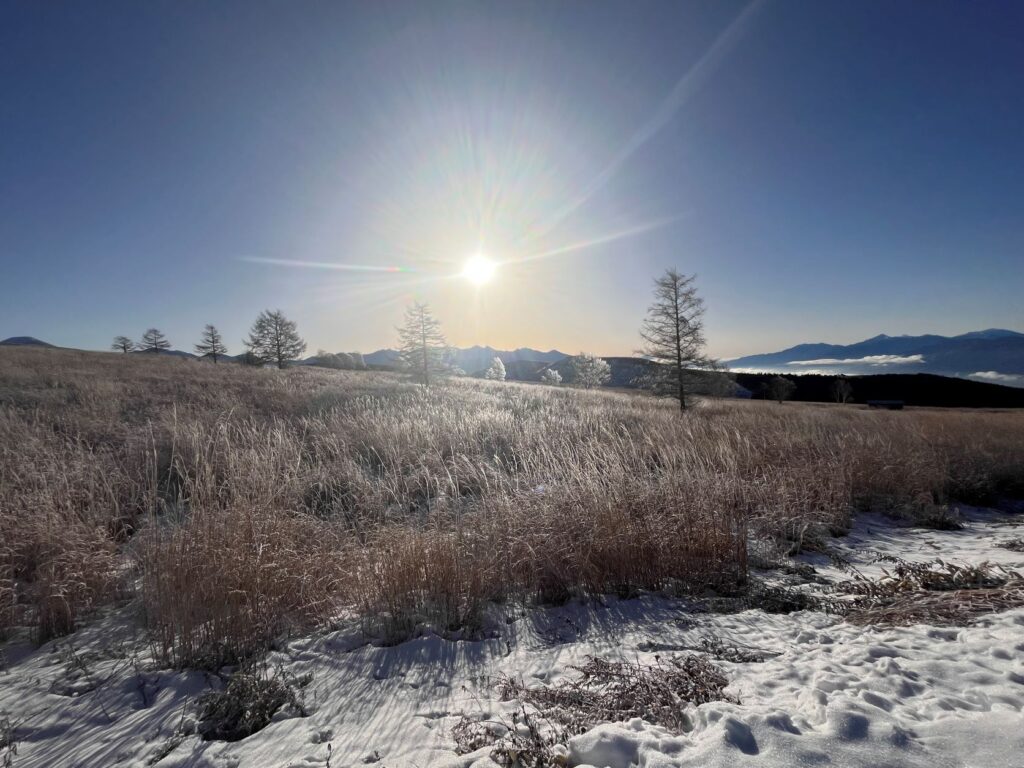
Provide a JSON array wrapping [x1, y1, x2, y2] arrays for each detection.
[[2, 0, 1022, 358]]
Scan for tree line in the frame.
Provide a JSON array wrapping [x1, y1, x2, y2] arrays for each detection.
[[391, 266, 712, 407], [109, 268, 853, 410], [108, 269, 716, 408], [111, 310, 309, 369]]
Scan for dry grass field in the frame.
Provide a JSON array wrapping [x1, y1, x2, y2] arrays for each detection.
[[2, 346, 1022, 667]]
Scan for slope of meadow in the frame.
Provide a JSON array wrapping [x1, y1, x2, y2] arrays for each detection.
[[3, 347, 1024, 766], [2, 346, 1024, 664]]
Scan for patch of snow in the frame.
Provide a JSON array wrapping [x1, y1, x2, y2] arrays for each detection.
[[2, 508, 1023, 767]]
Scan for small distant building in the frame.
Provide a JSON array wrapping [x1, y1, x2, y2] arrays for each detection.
[[867, 400, 904, 410]]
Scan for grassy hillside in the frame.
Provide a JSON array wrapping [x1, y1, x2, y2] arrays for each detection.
[[2, 346, 1023, 667]]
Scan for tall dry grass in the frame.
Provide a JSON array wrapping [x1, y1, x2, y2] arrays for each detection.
[[1, 346, 1022, 663]]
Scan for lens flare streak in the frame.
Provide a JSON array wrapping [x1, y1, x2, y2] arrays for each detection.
[[241, 256, 417, 273]]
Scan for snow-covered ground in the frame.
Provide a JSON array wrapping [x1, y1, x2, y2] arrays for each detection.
[[2, 507, 1023, 768]]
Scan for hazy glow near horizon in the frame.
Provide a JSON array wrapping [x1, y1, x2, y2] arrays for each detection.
[[461, 255, 497, 286]]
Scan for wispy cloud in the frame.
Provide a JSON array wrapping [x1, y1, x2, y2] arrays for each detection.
[[787, 354, 925, 366], [729, 366, 835, 375], [239, 257, 417, 273]]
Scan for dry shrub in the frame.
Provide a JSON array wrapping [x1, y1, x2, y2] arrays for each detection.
[[454, 655, 735, 766], [843, 558, 1015, 597], [196, 667, 312, 742], [347, 484, 746, 642], [139, 506, 344, 668], [348, 521, 505, 641], [0, 410, 128, 640], [452, 707, 562, 767], [492, 655, 734, 741], [841, 558, 1024, 626], [845, 582, 1024, 626]]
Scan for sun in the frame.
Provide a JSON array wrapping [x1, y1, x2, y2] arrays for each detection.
[[461, 254, 497, 285]]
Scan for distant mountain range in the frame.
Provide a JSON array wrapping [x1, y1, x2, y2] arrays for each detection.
[[727, 329, 1024, 387], [0, 336, 572, 376], [363, 345, 568, 374]]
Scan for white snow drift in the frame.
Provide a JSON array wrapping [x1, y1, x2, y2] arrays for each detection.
[[1, 508, 1022, 768]]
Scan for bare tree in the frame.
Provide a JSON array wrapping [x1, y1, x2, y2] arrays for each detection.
[[397, 302, 447, 386], [111, 336, 134, 353], [194, 324, 228, 363], [831, 377, 854, 404], [245, 310, 306, 369], [138, 328, 171, 353], [571, 353, 611, 389], [541, 368, 562, 386], [350, 352, 367, 370], [484, 357, 506, 381], [768, 376, 797, 404], [638, 269, 711, 411]]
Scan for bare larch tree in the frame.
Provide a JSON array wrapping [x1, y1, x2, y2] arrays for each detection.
[[831, 377, 854, 404], [194, 324, 229, 363], [638, 269, 711, 411], [111, 336, 134, 353], [138, 328, 171, 353], [398, 302, 447, 386], [245, 310, 306, 369]]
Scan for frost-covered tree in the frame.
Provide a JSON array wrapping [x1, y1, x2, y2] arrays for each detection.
[[769, 376, 797, 404], [315, 351, 360, 370], [245, 310, 306, 369], [111, 336, 134, 353], [315, 350, 340, 368], [138, 328, 171, 353], [484, 357, 506, 381], [338, 352, 357, 369], [638, 269, 711, 412], [541, 368, 562, 386], [571, 353, 611, 389], [350, 352, 367, 370], [397, 302, 447, 386], [194, 324, 228, 363]]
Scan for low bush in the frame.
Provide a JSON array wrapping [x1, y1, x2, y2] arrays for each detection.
[[498, 655, 736, 735], [839, 557, 1024, 626], [196, 667, 312, 742], [454, 654, 736, 764]]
